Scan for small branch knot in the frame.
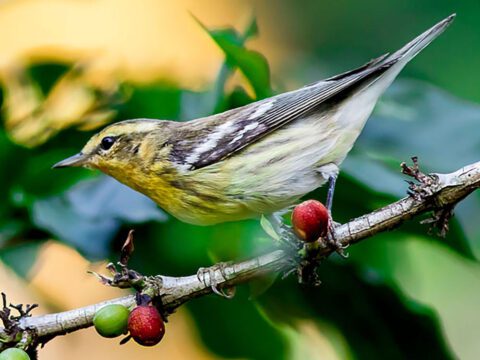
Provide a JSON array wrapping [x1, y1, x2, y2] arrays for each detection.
[[420, 204, 455, 238], [0, 293, 39, 356], [401, 156, 439, 200], [89, 231, 146, 290], [401, 156, 457, 237], [296, 241, 322, 286]]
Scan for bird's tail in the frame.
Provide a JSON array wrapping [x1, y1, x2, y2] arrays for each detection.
[[363, 14, 455, 94], [324, 14, 455, 88], [385, 13, 455, 66]]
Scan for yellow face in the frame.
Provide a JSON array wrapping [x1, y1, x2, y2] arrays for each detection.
[[53, 119, 171, 183], [80, 124, 139, 173], [55, 118, 217, 224]]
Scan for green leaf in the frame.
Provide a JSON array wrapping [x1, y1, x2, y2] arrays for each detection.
[[260, 262, 454, 360], [349, 234, 480, 360], [212, 34, 271, 99], [260, 215, 281, 242], [0, 241, 44, 278], [28, 62, 70, 95], [243, 16, 259, 41], [17, 148, 94, 199], [187, 286, 288, 360], [360, 80, 480, 173], [195, 18, 272, 99], [120, 83, 182, 120], [248, 273, 279, 299], [0, 220, 28, 248]]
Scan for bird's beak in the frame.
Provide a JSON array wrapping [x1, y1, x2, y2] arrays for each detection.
[[52, 153, 88, 168]]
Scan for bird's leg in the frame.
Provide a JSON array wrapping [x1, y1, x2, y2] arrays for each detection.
[[325, 175, 348, 258], [325, 175, 337, 213]]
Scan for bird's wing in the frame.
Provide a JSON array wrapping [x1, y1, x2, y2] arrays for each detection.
[[169, 14, 454, 170], [170, 56, 395, 170]]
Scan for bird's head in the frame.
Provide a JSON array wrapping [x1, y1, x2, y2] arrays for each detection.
[[53, 119, 171, 179]]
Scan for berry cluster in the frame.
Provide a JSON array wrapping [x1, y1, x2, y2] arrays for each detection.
[[93, 302, 165, 347]]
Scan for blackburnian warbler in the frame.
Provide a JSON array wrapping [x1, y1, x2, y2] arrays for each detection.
[[54, 15, 454, 226]]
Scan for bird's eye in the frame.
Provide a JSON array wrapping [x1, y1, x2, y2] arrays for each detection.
[[100, 136, 116, 150]]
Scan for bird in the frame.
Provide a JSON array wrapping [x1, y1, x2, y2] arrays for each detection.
[[53, 15, 455, 232]]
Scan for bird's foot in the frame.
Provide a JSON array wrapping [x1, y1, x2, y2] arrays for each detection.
[[295, 218, 347, 285], [325, 218, 348, 258], [197, 262, 236, 299]]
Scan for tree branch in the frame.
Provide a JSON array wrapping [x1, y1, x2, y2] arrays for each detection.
[[1, 160, 479, 349]]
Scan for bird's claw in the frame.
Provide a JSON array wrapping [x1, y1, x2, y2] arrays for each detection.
[[197, 263, 236, 299], [326, 220, 349, 258]]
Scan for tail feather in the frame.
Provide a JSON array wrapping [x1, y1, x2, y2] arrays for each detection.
[[360, 14, 455, 95], [385, 13, 455, 66], [331, 15, 456, 132], [323, 14, 455, 87]]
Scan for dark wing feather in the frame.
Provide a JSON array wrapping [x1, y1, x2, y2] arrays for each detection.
[[166, 15, 456, 170], [171, 56, 397, 170]]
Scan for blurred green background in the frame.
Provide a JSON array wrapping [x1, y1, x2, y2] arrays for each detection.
[[0, 1, 479, 359]]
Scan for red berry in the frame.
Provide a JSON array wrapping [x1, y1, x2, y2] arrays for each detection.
[[291, 200, 329, 242], [128, 305, 165, 346]]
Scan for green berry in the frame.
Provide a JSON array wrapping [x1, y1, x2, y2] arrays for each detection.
[[0, 348, 30, 360], [93, 304, 130, 338]]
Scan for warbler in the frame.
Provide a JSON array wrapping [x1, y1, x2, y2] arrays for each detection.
[[54, 15, 454, 227]]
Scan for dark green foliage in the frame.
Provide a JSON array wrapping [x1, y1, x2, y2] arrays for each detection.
[[188, 287, 288, 360], [261, 263, 454, 360], [32, 176, 166, 259], [28, 63, 70, 95], [195, 16, 272, 101]]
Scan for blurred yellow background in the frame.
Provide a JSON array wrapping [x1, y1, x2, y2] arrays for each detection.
[[0, 1, 258, 359], [0, 0, 286, 86]]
